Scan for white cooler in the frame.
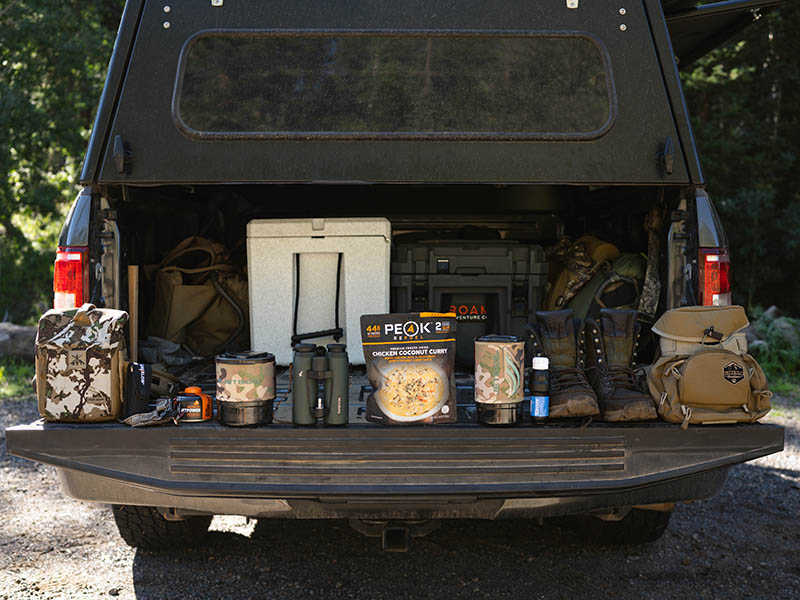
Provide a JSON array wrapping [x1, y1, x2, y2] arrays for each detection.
[[247, 218, 391, 365]]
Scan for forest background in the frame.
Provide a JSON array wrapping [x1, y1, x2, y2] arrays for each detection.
[[0, 1, 798, 382]]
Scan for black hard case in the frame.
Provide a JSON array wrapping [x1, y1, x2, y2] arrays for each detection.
[[391, 241, 548, 364]]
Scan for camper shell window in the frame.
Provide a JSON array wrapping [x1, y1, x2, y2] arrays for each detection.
[[174, 31, 615, 141]]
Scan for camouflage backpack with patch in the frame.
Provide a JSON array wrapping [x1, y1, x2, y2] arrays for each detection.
[[36, 303, 128, 422]]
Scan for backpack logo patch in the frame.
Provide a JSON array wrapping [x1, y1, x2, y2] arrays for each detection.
[[722, 361, 744, 385], [67, 349, 87, 371]]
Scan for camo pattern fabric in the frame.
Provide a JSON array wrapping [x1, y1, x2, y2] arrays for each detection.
[[474, 340, 525, 404], [216, 361, 276, 402], [546, 237, 604, 309], [637, 203, 666, 322], [122, 397, 179, 427], [36, 304, 128, 422], [638, 275, 661, 323]]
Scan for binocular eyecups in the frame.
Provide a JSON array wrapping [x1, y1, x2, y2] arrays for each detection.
[[293, 343, 317, 354], [293, 343, 345, 355]]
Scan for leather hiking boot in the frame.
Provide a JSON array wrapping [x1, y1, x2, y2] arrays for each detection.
[[528, 309, 599, 418], [585, 309, 656, 421]]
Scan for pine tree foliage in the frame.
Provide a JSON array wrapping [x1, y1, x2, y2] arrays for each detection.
[[683, 4, 800, 312], [0, 0, 123, 322]]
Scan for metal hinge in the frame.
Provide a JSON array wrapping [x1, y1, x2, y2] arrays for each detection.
[[670, 209, 690, 222], [657, 136, 675, 175], [112, 135, 132, 174]]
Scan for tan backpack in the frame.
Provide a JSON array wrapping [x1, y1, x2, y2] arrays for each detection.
[[646, 306, 771, 428], [36, 303, 128, 422]]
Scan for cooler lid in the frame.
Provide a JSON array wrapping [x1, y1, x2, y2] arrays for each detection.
[[248, 218, 391, 239]]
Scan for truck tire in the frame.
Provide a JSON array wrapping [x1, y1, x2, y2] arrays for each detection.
[[111, 505, 212, 551], [584, 508, 673, 545]]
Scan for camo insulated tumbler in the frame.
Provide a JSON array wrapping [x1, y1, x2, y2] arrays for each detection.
[[474, 335, 525, 425], [215, 351, 276, 426]]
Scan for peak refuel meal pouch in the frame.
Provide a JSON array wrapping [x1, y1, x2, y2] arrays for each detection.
[[361, 312, 457, 425]]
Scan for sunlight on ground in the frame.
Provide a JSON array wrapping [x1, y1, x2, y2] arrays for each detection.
[[210, 515, 257, 538]]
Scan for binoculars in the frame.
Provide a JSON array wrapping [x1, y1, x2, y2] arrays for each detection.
[[291, 343, 349, 425]]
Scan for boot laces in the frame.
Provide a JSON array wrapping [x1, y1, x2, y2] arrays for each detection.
[[551, 367, 590, 392], [607, 365, 641, 390]]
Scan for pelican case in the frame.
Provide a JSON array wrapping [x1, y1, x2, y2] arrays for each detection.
[[391, 241, 547, 364]]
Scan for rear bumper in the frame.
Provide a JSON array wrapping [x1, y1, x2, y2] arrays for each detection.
[[6, 421, 783, 517]]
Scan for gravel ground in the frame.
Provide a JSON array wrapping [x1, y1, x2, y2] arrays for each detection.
[[1, 395, 798, 600]]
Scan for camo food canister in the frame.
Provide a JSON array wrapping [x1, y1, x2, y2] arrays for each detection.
[[474, 335, 525, 425], [216, 351, 276, 426]]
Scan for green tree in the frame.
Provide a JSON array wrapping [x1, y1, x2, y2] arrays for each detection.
[[0, 0, 123, 323], [682, 4, 800, 313]]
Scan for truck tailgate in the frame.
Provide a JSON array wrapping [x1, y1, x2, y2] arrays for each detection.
[[6, 421, 783, 498]]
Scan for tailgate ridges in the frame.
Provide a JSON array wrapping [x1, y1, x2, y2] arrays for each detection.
[[169, 437, 626, 481]]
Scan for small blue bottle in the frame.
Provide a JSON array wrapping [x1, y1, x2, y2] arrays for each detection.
[[529, 356, 550, 422]]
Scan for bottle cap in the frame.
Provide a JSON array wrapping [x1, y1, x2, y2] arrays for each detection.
[[531, 356, 549, 370]]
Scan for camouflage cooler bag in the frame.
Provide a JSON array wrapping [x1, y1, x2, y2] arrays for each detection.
[[36, 303, 128, 422]]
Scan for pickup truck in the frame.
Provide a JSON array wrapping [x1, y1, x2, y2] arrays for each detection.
[[7, 0, 785, 552]]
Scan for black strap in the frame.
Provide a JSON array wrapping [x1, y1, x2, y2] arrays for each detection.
[[292, 253, 344, 345], [292, 253, 300, 338], [704, 326, 724, 341], [334, 252, 342, 336]]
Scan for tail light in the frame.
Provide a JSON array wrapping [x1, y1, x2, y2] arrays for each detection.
[[698, 248, 731, 306], [54, 246, 89, 309]]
